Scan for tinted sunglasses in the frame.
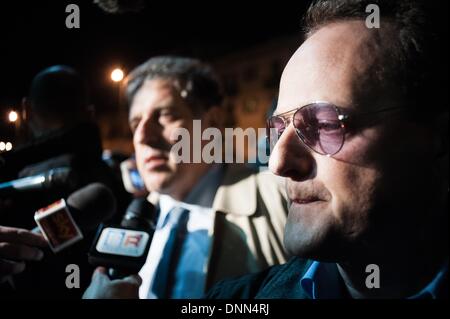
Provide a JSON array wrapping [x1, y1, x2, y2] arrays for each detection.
[[266, 101, 404, 156]]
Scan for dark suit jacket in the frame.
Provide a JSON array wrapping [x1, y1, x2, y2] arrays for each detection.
[[205, 257, 449, 299], [205, 257, 314, 299]]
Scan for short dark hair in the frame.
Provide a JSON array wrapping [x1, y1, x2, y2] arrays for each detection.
[[303, 0, 448, 115], [124, 56, 223, 114], [29, 65, 88, 118]]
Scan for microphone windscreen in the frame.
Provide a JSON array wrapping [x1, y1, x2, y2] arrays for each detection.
[[121, 197, 156, 229], [66, 183, 117, 231], [126, 197, 155, 219]]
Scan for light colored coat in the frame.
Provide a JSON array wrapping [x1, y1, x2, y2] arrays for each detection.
[[149, 164, 288, 292]]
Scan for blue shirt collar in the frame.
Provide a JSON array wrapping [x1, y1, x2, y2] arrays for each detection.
[[158, 164, 224, 222], [301, 260, 448, 299], [300, 261, 342, 299], [408, 259, 448, 299]]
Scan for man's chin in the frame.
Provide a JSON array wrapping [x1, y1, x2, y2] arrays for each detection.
[[143, 173, 175, 194], [283, 221, 352, 263]]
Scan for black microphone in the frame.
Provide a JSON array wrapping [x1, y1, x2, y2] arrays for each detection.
[[88, 197, 157, 278], [34, 183, 117, 252], [66, 183, 117, 232], [119, 197, 157, 230], [0, 167, 78, 197]]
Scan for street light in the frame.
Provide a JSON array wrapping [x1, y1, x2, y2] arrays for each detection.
[[8, 110, 18, 122], [111, 68, 124, 82]]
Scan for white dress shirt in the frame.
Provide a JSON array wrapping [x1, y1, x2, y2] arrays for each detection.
[[139, 164, 223, 299]]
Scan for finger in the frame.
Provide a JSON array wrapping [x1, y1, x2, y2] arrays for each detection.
[[31, 227, 42, 235], [0, 259, 26, 277], [0, 226, 47, 247], [92, 266, 108, 281], [0, 242, 44, 261], [123, 273, 142, 287]]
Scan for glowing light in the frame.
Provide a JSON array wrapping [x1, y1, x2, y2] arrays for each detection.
[[5, 142, 12, 151], [111, 68, 124, 82], [8, 111, 18, 122], [0, 142, 5, 151]]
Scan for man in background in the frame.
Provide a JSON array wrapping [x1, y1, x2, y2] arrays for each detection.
[[83, 56, 288, 299], [0, 65, 128, 298]]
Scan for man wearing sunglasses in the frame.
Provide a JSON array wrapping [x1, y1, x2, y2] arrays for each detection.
[[206, 0, 448, 299], [82, 0, 448, 299]]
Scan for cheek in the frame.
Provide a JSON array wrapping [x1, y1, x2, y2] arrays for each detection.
[[167, 152, 180, 172], [322, 160, 380, 238], [133, 143, 145, 172], [316, 131, 383, 235], [165, 120, 193, 143], [133, 129, 148, 165]]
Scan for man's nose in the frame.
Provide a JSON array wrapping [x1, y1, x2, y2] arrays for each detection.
[[269, 124, 315, 181], [134, 117, 163, 147]]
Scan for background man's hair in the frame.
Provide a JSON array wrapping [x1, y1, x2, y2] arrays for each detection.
[[124, 56, 224, 114], [93, 0, 145, 14], [29, 65, 88, 118], [303, 0, 448, 116]]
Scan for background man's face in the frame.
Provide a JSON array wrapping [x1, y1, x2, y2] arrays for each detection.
[[270, 21, 439, 262], [130, 79, 205, 199]]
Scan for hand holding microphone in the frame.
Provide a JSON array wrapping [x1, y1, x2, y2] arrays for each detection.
[[0, 182, 117, 298], [83, 197, 155, 299], [88, 197, 157, 279], [1, 183, 115, 282], [34, 183, 117, 253], [82, 266, 142, 299], [0, 226, 47, 282]]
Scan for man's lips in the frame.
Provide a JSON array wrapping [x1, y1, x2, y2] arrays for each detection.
[[292, 197, 323, 204], [287, 182, 331, 206], [145, 155, 168, 162], [143, 154, 168, 169]]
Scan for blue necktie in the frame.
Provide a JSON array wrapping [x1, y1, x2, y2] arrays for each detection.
[[151, 207, 189, 299]]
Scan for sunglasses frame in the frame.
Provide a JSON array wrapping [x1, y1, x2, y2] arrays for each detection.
[[266, 101, 404, 156]]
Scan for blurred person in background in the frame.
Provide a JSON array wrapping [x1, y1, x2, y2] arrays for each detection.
[[0, 65, 129, 298], [83, 56, 289, 299]]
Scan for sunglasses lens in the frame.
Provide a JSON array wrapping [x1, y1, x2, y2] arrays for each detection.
[[294, 103, 344, 155]]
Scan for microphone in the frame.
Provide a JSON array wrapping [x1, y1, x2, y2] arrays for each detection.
[[65, 183, 117, 232], [34, 183, 117, 252], [0, 167, 78, 197], [88, 197, 157, 278], [119, 197, 157, 230]]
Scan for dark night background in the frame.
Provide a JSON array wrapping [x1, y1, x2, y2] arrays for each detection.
[[0, 0, 307, 99], [0, 0, 447, 154], [0, 1, 309, 149]]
